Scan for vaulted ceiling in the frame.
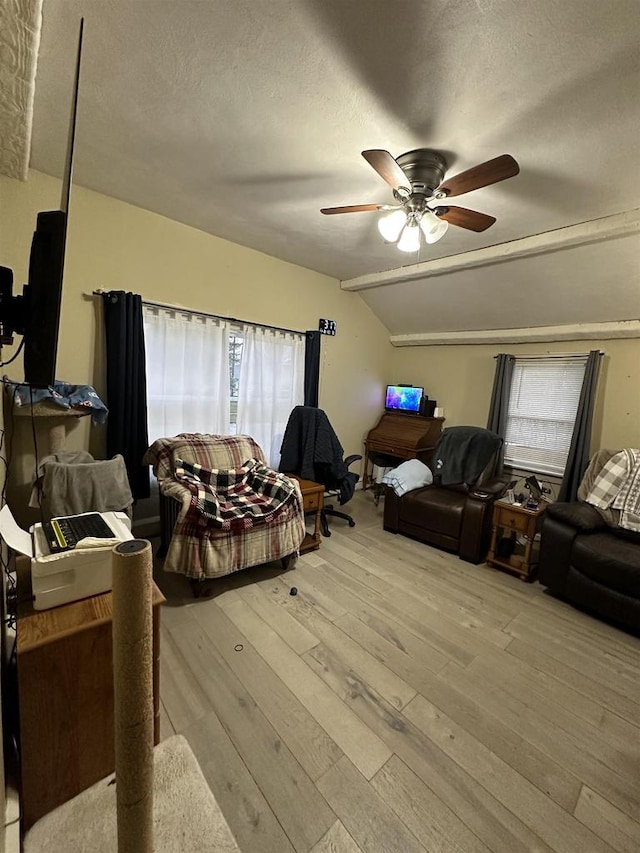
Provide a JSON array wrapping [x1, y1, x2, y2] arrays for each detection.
[[3, 0, 640, 337]]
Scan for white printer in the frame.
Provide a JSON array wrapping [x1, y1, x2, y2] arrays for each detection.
[[0, 506, 134, 611], [29, 511, 134, 610]]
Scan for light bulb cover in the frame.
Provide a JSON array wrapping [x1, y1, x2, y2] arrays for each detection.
[[397, 221, 421, 252], [419, 211, 449, 243], [377, 209, 407, 242]]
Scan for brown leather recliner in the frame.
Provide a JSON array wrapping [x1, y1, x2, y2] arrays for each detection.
[[383, 426, 508, 564]]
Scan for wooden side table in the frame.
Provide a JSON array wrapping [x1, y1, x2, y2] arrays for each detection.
[[487, 500, 548, 581], [288, 475, 324, 553], [16, 558, 165, 830]]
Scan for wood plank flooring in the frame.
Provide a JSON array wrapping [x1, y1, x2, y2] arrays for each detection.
[[156, 491, 640, 853]]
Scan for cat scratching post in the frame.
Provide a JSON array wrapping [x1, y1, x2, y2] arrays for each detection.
[[23, 540, 241, 853], [112, 539, 154, 853], [13, 400, 89, 454]]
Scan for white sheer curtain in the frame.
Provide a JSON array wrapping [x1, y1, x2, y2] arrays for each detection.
[[143, 306, 231, 442], [236, 325, 305, 466]]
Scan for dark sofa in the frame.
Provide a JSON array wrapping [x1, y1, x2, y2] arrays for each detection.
[[538, 448, 640, 635], [539, 500, 640, 635]]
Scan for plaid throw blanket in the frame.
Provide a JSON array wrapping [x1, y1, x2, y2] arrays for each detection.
[[144, 433, 266, 482], [143, 434, 305, 578], [175, 457, 299, 530], [586, 448, 640, 532]]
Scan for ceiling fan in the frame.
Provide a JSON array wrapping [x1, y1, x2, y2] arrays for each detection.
[[320, 149, 519, 252]]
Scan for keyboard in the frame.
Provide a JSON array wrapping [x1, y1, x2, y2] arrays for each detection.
[[42, 513, 116, 553]]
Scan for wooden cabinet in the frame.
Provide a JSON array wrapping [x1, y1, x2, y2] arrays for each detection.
[[16, 559, 164, 830], [487, 500, 548, 581], [363, 412, 445, 489], [288, 475, 324, 553]]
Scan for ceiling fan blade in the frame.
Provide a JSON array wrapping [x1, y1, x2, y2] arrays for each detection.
[[361, 150, 410, 191], [320, 203, 382, 215], [438, 154, 519, 197], [436, 206, 496, 232]]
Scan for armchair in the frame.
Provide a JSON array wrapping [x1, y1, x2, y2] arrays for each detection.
[[383, 426, 508, 564], [144, 434, 305, 589]]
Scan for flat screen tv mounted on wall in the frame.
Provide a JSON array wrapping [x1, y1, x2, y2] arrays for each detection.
[[0, 19, 84, 389], [385, 385, 423, 413]]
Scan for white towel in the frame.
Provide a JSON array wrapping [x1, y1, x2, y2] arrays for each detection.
[[382, 459, 433, 497]]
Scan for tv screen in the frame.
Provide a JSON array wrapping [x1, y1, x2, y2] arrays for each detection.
[[22, 210, 67, 388], [385, 385, 423, 413], [0, 21, 83, 389]]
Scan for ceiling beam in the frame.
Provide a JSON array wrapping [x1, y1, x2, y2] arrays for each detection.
[[390, 320, 640, 347], [341, 209, 640, 291]]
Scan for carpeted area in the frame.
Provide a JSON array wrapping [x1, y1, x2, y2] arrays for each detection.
[[23, 735, 240, 853]]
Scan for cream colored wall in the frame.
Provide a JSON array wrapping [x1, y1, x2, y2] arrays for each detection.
[[4, 170, 638, 524], [390, 338, 640, 452], [0, 171, 393, 524]]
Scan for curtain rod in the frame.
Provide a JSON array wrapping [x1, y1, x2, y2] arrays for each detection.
[[90, 290, 307, 337], [493, 351, 604, 359]]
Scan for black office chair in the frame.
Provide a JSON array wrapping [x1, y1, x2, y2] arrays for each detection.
[[315, 454, 362, 536], [279, 406, 361, 537]]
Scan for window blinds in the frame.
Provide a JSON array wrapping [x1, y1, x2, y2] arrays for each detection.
[[504, 356, 587, 476]]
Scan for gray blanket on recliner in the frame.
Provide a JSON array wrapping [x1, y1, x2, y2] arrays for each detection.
[[433, 426, 502, 486]]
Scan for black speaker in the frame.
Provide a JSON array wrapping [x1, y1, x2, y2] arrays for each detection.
[[419, 396, 436, 417]]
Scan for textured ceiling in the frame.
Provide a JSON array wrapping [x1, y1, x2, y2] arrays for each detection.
[[0, 0, 42, 179], [21, 0, 640, 332]]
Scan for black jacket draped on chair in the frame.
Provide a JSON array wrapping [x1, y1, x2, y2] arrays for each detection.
[[279, 406, 357, 505]]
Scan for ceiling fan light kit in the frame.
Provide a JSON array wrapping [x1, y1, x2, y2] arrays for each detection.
[[322, 149, 519, 253], [397, 219, 422, 253], [379, 208, 449, 251], [377, 208, 407, 242], [420, 210, 449, 244]]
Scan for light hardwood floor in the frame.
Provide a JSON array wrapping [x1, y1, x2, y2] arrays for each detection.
[[156, 491, 640, 853]]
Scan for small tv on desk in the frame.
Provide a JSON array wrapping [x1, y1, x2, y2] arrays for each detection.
[[385, 385, 423, 414]]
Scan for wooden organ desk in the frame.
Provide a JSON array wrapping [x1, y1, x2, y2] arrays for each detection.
[[363, 412, 445, 490]]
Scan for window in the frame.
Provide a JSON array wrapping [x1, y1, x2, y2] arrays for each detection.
[[143, 306, 305, 466], [143, 307, 231, 442], [235, 324, 305, 465], [504, 356, 587, 476], [229, 327, 243, 434]]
